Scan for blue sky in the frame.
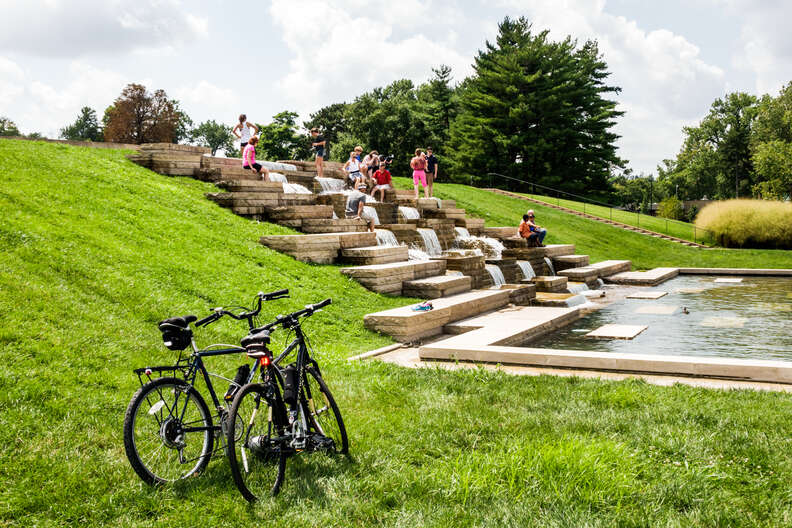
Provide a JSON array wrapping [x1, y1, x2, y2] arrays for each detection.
[[1, 0, 790, 175]]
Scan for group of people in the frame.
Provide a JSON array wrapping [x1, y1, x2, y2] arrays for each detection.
[[233, 114, 271, 181], [519, 209, 547, 247], [340, 146, 439, 201]]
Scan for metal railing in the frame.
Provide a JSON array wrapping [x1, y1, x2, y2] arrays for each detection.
[[486, 172, 714, 245]]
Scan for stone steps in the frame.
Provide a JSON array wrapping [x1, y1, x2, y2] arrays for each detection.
[[301, 218, 367, 233], [268, 205, 334, 222], [259, 232, 376, 264], [531, 276, 568, 293], [364, 289, 512, 342], [606, 267, 679, 286], [340, 245, 409, 266], [402, 274, 473, 299], [340, 260, 446, 295], [551, 254, 590, 272], [557, 259, 632, 284], [496, 283, 537, 305]]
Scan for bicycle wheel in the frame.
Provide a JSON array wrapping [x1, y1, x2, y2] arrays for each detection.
[[303, 366, 348, 454], [123, 377, 213, 485], [226, 382, 287, 501]]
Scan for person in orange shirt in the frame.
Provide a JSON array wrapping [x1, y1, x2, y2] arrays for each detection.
[[518, 210, 546, 246]]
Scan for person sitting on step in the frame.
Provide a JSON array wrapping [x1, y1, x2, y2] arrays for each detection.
[[343, 151, 364, 189], [371, 164, 392, 202], [519, 210, 546, 247], [345, 183, 375, 232], [241, 136, 270, 181]]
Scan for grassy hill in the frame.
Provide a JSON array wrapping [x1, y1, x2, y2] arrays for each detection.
[[393, 177, 792, 270], [3, 139, 792, 526]]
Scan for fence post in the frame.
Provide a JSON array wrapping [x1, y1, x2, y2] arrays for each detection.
[[694, 226, 697, 244], [665, 218, 668, 235], [583, 202, 586, 215], [610, 208, 612, 221]]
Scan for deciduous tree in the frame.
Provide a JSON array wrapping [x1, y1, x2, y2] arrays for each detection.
[[190, 120, 235, 156], [0, 116, 20, 137], [103, 83, 192, 144]]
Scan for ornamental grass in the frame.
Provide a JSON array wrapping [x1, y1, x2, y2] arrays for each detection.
[[696, 199, 792, 249]]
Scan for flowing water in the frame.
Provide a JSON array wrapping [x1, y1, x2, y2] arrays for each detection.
[[416, 228, 442, 257], [528, 276, 792, 360], [375, 229, 399, 247], [485, 264, 506, 288], [454, 235, 504, 259], [454, 227, 470, 238], [269, 173, 288, 183], [408, 246, 431, 260], [544, 257, 556, 276], [399, 206, 420, 220], [317, 177, 346, 193], [282, 183, 312, 194], [363, 206, 380, 225], [567, 283, 590, 294], [516, 261, 536, 280]]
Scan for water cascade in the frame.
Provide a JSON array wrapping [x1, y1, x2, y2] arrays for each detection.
[[408, 246, 431, 260], [544, 257, 556, 276], [516, 261, 536, 280], [567, 283, 590, 294], [364, 194, 377, 203], [416, 228, 442, 257], [564, 294, 588, 307], [363, 206, 380, 225], [399, 206, 420, 220], [375, 229, 398, 247], [485, 264, 506, 288], [282, 183, 312, 194], [269, 173, 288, 183], [454, 227, 470, 238], [454, 235, 504, 259], [596, 278, 605, 288], [317, 177, 346, 193]]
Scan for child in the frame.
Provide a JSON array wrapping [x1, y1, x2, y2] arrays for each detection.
[[371, 164, 392, 202]]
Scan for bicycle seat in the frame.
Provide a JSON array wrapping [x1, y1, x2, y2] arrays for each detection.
[[158, 315, 197, 331], [241, 330, 271, 349]]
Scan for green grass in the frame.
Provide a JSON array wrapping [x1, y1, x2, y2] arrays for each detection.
[[3, 140, 792, 526], [521, 192, 716, 245], [394, 177, 792, 271]]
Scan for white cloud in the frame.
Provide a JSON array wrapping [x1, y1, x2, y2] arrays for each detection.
[[174, 80, 240, 126], [0, 57, 25, 106], [0, 0, 209, 57]]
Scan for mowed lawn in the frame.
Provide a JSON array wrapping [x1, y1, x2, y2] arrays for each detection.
[[393, 177, 792, 271], [2, 140, 792, 526]]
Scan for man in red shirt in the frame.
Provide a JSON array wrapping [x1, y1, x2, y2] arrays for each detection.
[[371, 163, 392, 202]]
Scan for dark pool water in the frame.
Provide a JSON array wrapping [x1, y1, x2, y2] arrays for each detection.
[[528, 276, 792, 360]]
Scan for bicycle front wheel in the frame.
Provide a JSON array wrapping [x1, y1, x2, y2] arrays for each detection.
[[303, 366, 348, 454], [123, 377, 214, 485], [226, 382, 287, 501]]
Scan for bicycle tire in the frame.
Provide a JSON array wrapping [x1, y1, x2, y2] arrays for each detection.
[[123, 377, 213, 485], [226, 382, 287, 501], [303, 366, 348, 454]]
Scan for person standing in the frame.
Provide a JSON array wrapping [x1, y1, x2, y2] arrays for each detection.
[[310, 128, 326, 178], [241, 136, 270, 181], [425, 147, 438, 197], [232, 114, 259, 157], [410, 148, 429, 199]]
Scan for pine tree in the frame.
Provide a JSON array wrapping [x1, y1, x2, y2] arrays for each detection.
[[448, 17, 623, 196]]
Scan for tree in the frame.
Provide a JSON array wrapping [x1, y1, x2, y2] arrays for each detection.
[[448, 17, 623, 197], [657, 196, 684, 220], [256, 111, 311, 161], [60, 106, 102, 141], [190, 120, 235, 156], [416, 65, 458, 147], [752, 140, 792, 200], [659, 92, 758, 200], [0, 116, 20, 137], [303, 102, 349, 157], [103, 83, 191, 144]]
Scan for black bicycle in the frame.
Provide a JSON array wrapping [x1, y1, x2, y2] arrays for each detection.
[[122, 289, 289, 485], [226, 298, 348, 501]]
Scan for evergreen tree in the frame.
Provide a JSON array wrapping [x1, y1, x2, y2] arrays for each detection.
[[417, 65, 458, 147], [448, 17, 623, 196], [60, 106, 102, 141]]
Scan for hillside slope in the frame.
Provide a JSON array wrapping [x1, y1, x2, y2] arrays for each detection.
[[3, 140, 792, 527]]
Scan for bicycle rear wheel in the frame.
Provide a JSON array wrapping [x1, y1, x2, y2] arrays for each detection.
[[226, 382, 287, 501], [303, 366, 348, 454], [123, 377, 213, 485]]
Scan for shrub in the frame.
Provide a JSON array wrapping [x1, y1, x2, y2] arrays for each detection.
[[695, 199, 792, 248], [685, 204, 699, 223], [657, 196, 683, 220]]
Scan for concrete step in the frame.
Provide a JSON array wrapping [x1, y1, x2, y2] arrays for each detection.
[[340, 245, 409, 266], [606, 267, 679, 286], [496, 283, 537, 305], [558, 259, 632, 284], [402, 274, 473, 299], [340, 260, 446, 295], [259, 232, 376, 263], [268, 205, 334, 221], [301, 218, 368, 233], [551, 254, 590, 271], [481, 227, 518, 240], [531, 275, 568, 293], [364, 289, 511, 342]]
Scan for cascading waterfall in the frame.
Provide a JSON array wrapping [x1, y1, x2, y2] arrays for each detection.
[[282, 183, 312, 194], [317, 177, 346, 193], [567, 283, 590, 294], [363, 206, 380, 225], [454, 235, 504, 259], [375, 229, 398, 247], [485, 264, 506, 288], [269, 173, 288, 183], [399, 206, 420, 220], [416, 228, 442, 256], [596, 278, 605, 288], [544, 257, 556, 276], [564, 294, 587, 307], [454, 227, 470, 238], [408, 246, 431, 260], [364, 194, 377, 203], [516, 260, 536, 280]]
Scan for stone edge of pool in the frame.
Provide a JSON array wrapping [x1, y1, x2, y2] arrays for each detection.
[[414, 267, 792, 384]]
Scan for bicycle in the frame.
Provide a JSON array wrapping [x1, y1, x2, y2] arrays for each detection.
[[225, 297, 348, 501], [122, 289, 290, 485]]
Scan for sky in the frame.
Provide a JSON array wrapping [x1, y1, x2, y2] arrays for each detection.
[[1, 0, 790, 175]]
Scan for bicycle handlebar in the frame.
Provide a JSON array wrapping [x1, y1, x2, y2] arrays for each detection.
[[253, 298, 332, 334], [194, 289, 290, 328]]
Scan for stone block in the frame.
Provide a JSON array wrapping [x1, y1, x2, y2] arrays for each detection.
[[532, 276, 568, 293], [301, 218, 367, 233], [402, 275, 473, 299], [498, 283, 537, 305], [481, 227, 518, 240], [341, 245, 409, 265], [552, 254, 590, 272], [607, 267, 677, 286]]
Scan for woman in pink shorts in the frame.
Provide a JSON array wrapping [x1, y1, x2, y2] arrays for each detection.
[[410, 148, 429, 199]]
